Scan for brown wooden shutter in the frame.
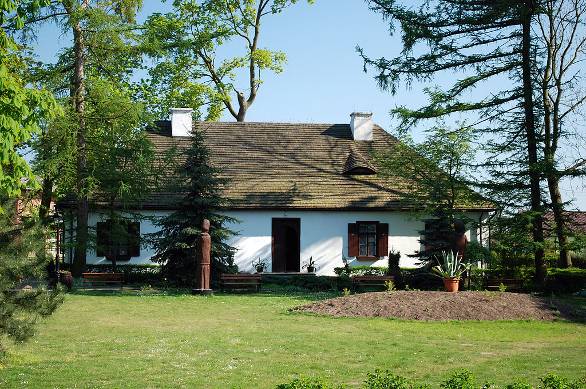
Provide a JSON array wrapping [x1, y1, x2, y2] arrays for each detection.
[[96, 222, 107, 257], [377, 223, 389, 257], [128, 222, 141, 257], [348, 223, 358, 257]]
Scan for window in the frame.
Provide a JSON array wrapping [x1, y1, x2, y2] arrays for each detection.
[[348, 222, 388, 259], [358, 222, 377, 257], [96, 220, 140, 260]]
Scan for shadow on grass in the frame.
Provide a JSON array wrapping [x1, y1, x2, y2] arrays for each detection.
[[69, 284, 340, 302], [548, 296, 586, 324]]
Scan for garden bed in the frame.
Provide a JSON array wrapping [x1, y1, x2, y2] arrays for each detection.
[[293, 291, 585, 321]]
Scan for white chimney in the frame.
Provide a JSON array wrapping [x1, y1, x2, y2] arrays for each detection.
[[171, 108, 193, 137], [350, 112, 373, 141]]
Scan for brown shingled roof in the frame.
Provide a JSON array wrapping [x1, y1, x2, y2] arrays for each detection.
[[544, 211, 586, 235], [143, 121, 493, 211]]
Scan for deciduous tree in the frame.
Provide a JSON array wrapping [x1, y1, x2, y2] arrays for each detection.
[[537, 0, 586, 267], [142, 0, 313, 122], [23, 0, 144, 276]]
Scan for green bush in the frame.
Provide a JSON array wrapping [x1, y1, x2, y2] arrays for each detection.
[[61, 264, 163, 285], [261, 275, 347, 292], [402, 268, 443, 291], [545, 268, 586, 294], [276, 370, 586, 389], [440, 370, 476, 389], [541, 373, 586, 389], [275, 377, 335, 389], [364, 370, 427, 389]]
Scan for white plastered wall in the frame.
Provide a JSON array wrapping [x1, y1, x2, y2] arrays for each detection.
[[69, 209, 488, 275]]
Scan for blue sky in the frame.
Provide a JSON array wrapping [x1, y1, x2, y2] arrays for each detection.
[[30, 0, 585, 209]]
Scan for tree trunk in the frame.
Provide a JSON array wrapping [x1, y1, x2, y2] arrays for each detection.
[[547, 175, 572, 267], [521, 3, 546, 285], [71, 8, 88, 277], [39, 177, 53, 225], [236, 92, 247, 122]]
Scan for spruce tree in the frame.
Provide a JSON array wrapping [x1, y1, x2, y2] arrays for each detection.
[[150, 130, 236, 286]]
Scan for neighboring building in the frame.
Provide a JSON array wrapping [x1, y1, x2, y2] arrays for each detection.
[[60, 110, 493, 275], [544, 211, 586, 263]]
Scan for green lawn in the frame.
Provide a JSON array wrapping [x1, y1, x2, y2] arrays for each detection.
[[1, 291, 585, 388]]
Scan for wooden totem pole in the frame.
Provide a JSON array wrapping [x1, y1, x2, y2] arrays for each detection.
[[192, 219, 212, 295]]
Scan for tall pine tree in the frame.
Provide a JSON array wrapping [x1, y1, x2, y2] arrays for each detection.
[[360, 0, 547, 283], [150, 130, 236, 286]]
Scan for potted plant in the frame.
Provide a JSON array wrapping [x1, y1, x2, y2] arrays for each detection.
[[302, 257, 318, 273], [432, 250, 470, 292], [252, 257, 267, 273]]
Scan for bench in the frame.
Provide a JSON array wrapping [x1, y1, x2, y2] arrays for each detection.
[[485, 278, 524, 292], [81, 272, 124, 290], [351, 275, 394, 292], [220, 273, 262, 292]]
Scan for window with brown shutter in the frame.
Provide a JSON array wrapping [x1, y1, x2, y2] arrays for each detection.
[[348, 223, 358, 257], [349, 221, 389, 259], [377, 223, 389, 257], [358, 222, 378, 258]]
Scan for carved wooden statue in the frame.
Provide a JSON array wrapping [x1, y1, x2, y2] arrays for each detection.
[[452, 219, 468, 260], [193, 219, 212, 295]]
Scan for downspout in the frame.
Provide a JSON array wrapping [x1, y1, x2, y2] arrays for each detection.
[[478, 212, 485, 268]]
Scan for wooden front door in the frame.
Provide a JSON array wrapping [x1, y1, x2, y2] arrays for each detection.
[[272, 218, 301, 273]]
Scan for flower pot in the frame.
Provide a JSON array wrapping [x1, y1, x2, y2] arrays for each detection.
[[255, 267, 264, 273], [307, 266, 315, 273], [443, 277, 460, 292]]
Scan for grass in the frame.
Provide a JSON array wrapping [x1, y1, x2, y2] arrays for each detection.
[[1, 290, 585, 388]]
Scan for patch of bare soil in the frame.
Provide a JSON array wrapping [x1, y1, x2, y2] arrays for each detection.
[[293, 291, 575, 321]]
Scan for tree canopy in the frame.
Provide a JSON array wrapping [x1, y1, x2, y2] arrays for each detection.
[[141, 0, 313, 121]]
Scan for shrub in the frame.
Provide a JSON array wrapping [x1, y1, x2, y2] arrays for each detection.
[[63, 264, 163, 285], [541, 373, 586, 389], [504, 381, 532, 389], [440, 370, 476, 389], [276, 370, 586, 389], [466, 242, 490, 266], [261, 275, 342, 292], [364, 370, 426, 389], [275, 377, 334, 389], [402, 268, 443, 290], [385, 280, 396, 292], [545, 268, 586, 294]]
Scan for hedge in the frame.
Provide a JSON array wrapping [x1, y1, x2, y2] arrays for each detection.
[[545, 268, 586, 294], [261, 274, 351, 292], [60, 264, 163, 285]]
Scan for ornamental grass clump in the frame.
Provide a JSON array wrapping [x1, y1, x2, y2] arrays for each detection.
[[432, 251, 469, 279]]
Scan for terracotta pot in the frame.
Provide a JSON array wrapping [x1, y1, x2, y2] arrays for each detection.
[[443, 277, 460, 292]]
